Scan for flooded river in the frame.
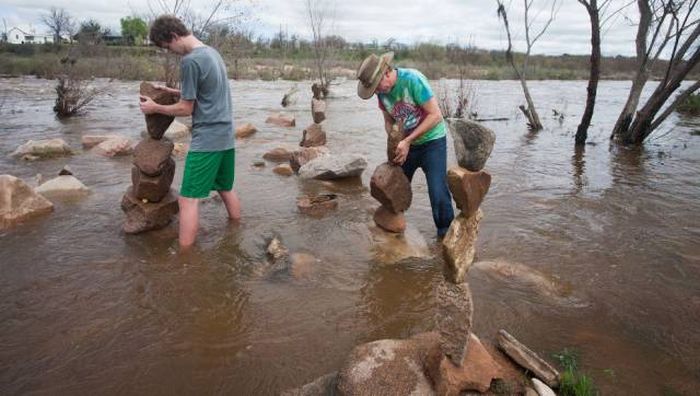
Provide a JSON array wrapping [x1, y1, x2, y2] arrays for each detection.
[[1, 76, 699, 395]]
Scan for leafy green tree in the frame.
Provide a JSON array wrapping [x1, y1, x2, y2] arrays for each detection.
[[120, 16, 147, 46]]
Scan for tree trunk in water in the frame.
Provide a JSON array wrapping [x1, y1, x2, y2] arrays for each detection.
[[576, 1, 600, 146], [519, 77, 542, 130]]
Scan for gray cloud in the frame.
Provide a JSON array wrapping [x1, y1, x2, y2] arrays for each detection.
[[1, 0, 641, 56]]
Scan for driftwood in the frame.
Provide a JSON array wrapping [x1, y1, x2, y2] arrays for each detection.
[[496, 329, 560, 388], [475, 117, 510, 122]]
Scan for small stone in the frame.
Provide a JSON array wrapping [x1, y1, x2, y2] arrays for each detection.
[[289, 146, 329, 173], [263, 147, 292, 162], [253, 160, 266, 168], [265, 112, 296, 127], [142, 198, 148, 203], [273, 164, 294, 176], [235, 123, 257, 138], [297, 194, 338, 216], [311, 98, 326, 124]]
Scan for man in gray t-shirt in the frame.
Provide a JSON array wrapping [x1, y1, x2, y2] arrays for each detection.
[[139, 15, 240, 249]]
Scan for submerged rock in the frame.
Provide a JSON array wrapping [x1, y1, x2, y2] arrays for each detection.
[[369, 224, 432, 265], [273, 164, 294, 176], [266, 112, 296, 127], [81, 134, 122, 149], [133, 138, 175, 177], [0, 175, 53, 229], [11, 138, 72, 159], [297, 194, 338, 216], [373, 205, 406, 233], [235, 122, 257, 138]]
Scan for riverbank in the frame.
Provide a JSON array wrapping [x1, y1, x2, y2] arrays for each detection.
[[2, 43, 697, 82]]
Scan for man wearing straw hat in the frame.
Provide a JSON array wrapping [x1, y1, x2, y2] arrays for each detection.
[[357, 52, 454, 237]]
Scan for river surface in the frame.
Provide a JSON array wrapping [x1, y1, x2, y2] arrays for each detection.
[[0, 76, 699, 395]]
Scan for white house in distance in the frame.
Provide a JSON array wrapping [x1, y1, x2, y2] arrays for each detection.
[[6, 27, 55, 44]]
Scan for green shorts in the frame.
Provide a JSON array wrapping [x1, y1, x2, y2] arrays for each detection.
[[180, 149, 235, 198]]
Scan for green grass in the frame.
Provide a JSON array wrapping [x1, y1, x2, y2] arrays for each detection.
[[677, 93, 700, 116], [552, 348, 599, 396]]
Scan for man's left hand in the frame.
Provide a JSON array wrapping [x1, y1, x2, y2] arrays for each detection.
[[393, 139, 410, 165], [139, 95, 158, 115]]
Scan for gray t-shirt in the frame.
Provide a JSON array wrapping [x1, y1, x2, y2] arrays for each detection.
[[180, 46, 234, 152]]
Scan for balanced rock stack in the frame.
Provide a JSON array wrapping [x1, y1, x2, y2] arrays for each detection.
[[120, 82, 180, 234], [289, 83, 330, 173], [369, 123, 412, 233]]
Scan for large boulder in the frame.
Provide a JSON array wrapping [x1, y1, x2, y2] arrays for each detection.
[[373, 205, 406, 233], [81, 134, 122, 149], [133, 138, 175, 177], [93, 136, 134, 157], [289, 146, 329, 173], [370, 162, 412, 213], [265, 112, 296, 127], [299, 154, 367, 180], [131, 158, 175, 203], [163, 120, 191, 141], [436, 282, 473, 366], [11, 138, 72, 159], [35, 175, 89, 198], [447, 166, 491, 217], [311, 98, 326, 124], [0, 175, 53, 229], [263, 147, 292, 162], [299, 123, 327, 148], [449, 119, 496, 172], [235, 122, 257, 138], [140, 82, 178, 139], [426, 333, 501, 395], [442, 210, 482, 283], [336, 332, 440, 396], [121, 187, 179, 234]]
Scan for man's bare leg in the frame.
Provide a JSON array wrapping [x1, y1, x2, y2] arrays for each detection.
[[178, 196, 200, 248], [218, 190, 241, 221]]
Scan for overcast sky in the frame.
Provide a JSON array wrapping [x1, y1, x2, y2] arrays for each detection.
[[0, 0, 642, 56]]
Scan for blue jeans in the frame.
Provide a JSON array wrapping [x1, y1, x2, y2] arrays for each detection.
[[401, 136, 454, 237]]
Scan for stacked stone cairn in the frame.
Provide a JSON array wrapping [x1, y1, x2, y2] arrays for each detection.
[[120, 82, 180, 234], [369, 123, 412, 233], [299, 83, 328, 148]]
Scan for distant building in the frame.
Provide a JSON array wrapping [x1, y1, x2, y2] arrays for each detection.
[[6, 27, 55, 44]]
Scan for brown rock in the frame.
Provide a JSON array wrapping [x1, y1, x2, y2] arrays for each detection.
[[290, 252, 317, 280], [373, 205, 406, 233], [289, 147, 329, 173], [442, 210, 482, 283], [263, 147, 292, 162], [436, 282, 473, 366], [447, 167, 491, 217], [81, 134, 121, 149], [311, 99, 326, 124], [336, 332, 440, 396], [426, 333, 501, 395], [370, 162, 412, 213], [133, 137, 175, 177], [0, 175, 53, 229], [311, 82, 327, 100], [273, 164, 294, 176], [140, 82, 179, 139], [265, 112, 296, 127], [131, 158, 175, 203], [235, 122, 257, 138], [120, 187, 179, 234], [93, 136, 134, 157], [297, 194, 338, 216], [300, 123, 327, 148]]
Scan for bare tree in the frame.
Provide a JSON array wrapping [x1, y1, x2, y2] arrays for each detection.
[[306, 0, 335, 95], [611, 0, 700, 145], [576, 0, 635, 145], [496, 0, 560, 131], [40, 7, 74, 45]]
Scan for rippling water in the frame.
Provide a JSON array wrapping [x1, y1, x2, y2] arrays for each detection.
[[1, 76, 699, 395]]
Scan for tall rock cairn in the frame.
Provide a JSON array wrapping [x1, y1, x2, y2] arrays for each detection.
[[290, 83, 329, 173], [121, 82, 180, 234], [369, 123, 412, 233], [435, 119, 496, 366]]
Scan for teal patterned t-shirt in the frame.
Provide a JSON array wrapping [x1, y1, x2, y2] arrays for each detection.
[[377, 68, 446, 146]]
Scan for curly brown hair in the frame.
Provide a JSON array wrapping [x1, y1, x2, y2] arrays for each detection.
[[149, 15, 190, 47]]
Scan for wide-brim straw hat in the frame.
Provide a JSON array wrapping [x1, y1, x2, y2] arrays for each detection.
[[356, 52, 394, 99]]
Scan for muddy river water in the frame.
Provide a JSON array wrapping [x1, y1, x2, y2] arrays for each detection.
[[1, 76, 699, 395]]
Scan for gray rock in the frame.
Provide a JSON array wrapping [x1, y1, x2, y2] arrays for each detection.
[[299, 154, 367, 180], [81, 134, 122, 149], [436, 282, 473, 366], [442, 210, 482, 283], [290, 146, 329, 173], [163, 120, 191, 141], [449, 119, 496, 171], [370, 163, 412, 213], [11, 138, 72, 159], [35, 175, 90, 197]]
